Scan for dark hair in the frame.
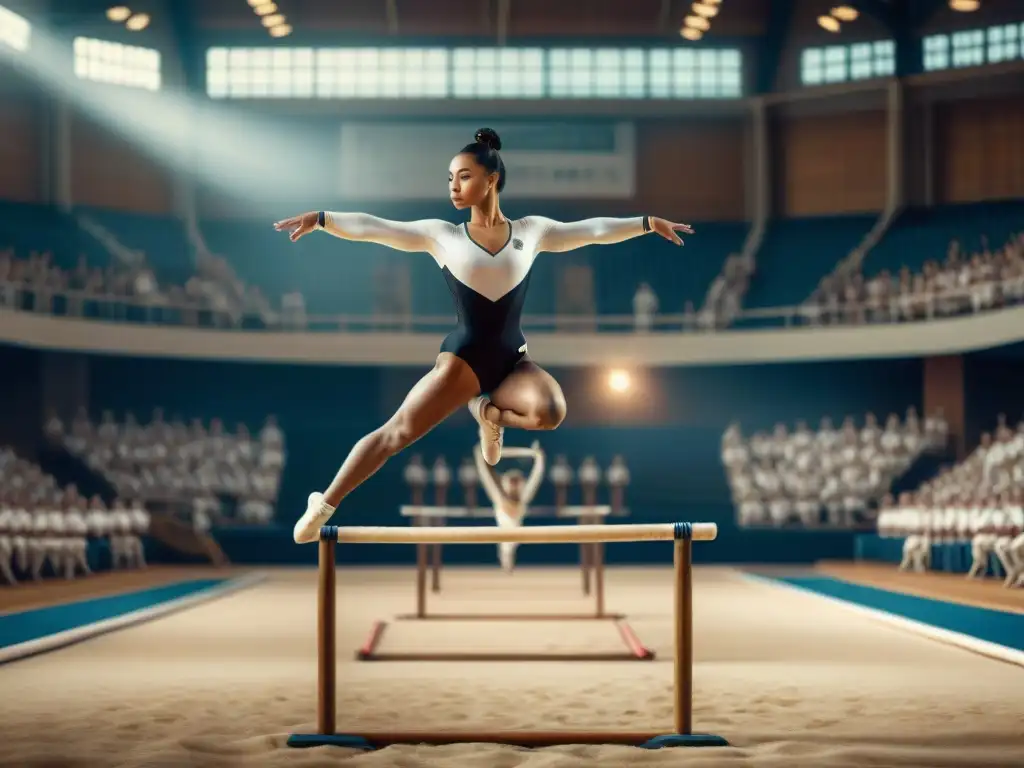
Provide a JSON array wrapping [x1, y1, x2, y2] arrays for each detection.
[[460, 127, 506, 193]]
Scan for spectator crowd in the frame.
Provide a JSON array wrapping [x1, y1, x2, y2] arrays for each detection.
[[0, 247, 280, 329], [877, 413, 1024, 588], [3, 216, 1021, 334], [0, 447, 148, 585], [723, 408, 949, 528], [803, 232, 1024, 326], [49, 409, 285, 531]]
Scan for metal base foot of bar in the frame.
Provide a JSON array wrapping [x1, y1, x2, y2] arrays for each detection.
[[639, 733, 729, 748], [286, 734, 373, 749], [286, 732, 729, 750]]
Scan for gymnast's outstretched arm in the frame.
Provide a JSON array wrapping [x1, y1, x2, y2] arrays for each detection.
[[532, 215, 694, 253], [273, 210, 449, 257], [475, 444, 505, 506]]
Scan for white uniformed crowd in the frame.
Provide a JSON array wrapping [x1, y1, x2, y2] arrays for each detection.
[[804, 232, 1024, 326], [723, 408, 949, 528], [877, 415, 1024, 588], [47, 409, 285, 530], [0, 447, 149, 585]]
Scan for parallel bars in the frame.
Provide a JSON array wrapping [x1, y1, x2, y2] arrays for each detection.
[[400, 505, 617, 620], [288, 521, 728, 750]]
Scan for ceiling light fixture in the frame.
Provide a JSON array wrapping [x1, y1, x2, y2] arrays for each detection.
[[818, 15, 841, 32], [125, 12, 150, 31], [684, 15, 711, 31], [831, 6, 859, 21], [106, 6, 132, 23]]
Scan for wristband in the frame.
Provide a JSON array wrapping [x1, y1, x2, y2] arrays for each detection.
[[317, 211, 326, 229], [642, 215, 652, 233]]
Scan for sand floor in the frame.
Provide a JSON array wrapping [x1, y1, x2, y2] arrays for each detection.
[[1, 566, 1023, 768]]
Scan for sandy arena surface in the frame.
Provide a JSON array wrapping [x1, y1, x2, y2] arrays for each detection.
[[1, 566, 1023, 768]]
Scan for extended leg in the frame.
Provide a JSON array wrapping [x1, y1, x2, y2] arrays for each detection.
[[0, 547, 16, 585], [1009, 534, 1024, 587], [293, 354, 481, 543], [966, 538, 989, 578], [993, 538, 1015, 586], [899, 537, 916, 571]]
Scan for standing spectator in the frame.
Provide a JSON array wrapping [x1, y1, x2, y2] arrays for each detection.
[[632, 282, 658, 332]]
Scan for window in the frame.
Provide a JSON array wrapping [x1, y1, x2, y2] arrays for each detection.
[[923, 34, 949, 71], [73, 37, 161, 91], [452, 48, 543, 98], [923, 23, 1024, 71], [0, 3, 30, 53], [951, 29, 985, 68], [649, 47, 742, 98], [208, 46, 447, 99], [987, 24, 1020, 63], [801, 40, 895, 86], [206, 46, 744, 99]]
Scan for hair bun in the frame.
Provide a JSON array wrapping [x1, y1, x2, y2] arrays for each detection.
[[474, 127, 502, 151]]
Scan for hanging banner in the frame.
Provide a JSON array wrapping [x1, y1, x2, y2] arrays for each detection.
[[338, 121, 635, 200]]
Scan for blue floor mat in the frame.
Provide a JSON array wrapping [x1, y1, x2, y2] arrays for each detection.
[[0, 578, 227, 649], [769, 575, 1024, 652]]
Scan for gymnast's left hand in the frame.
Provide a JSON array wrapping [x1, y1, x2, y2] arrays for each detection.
[[273, 211, 319, 242], [650, 218, 694, 246]]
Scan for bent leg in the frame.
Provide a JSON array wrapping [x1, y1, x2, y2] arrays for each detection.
[[484, 359, 567, 431]]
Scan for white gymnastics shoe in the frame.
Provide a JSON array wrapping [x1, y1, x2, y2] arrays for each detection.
[[469, 396, 503, 466], [293, 491, 336, 544]]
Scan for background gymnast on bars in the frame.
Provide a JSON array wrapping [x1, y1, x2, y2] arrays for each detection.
[[475, 440, 546, 572], [274, 127, 693, 543]]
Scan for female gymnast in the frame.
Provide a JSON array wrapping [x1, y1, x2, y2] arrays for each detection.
[[475, 440, 546, 572], [274, 127, 693, 543]]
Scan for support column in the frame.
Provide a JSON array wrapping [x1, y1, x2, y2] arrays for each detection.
[[886, 79, 905, 211], [50, 98, 73, 211]]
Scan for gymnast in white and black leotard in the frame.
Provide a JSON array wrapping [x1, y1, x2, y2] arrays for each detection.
[[275, 127, 694, 543]]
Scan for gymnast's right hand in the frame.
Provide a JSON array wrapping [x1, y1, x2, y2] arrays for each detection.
[[273, 211, 319, 242]]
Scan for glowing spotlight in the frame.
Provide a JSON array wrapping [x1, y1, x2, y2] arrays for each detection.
[[247, 0, 265, 6], [106, 6, 131, 23], [684, 15, 711, 31], [269, 23, 292, 37], [608, 370, 631, 394], [949, 0, 980, 10], [692, 3, 719, 18], [830, 6, 859, 21], [262, 13, 285, 27], [125, 13, 150, 31], [254, 2, 278, 15], [818, 15, 841, 32], [680, 26, 704, 40]]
